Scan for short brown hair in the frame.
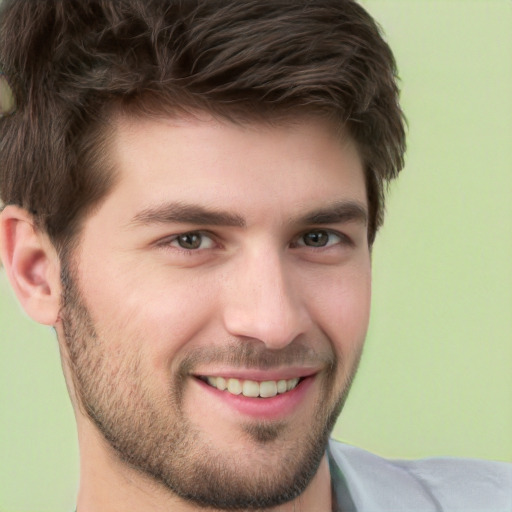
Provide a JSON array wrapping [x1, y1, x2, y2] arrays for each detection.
[[0, 0, 406, 252]]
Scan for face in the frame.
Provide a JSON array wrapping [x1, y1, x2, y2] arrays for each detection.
[[59, 115, 371, 509]]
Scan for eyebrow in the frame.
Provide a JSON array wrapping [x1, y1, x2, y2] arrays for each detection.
[[297, 201, 368, 227], [130, 202, 246, 228], [129, 200, 367, 229]]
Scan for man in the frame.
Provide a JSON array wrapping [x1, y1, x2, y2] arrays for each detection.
[[0, 0, 510, 510]]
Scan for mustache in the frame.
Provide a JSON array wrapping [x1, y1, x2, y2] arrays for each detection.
[[178, 341, 336, 375]]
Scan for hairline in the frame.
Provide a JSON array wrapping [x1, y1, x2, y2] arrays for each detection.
[[56, 105, 372, 264]]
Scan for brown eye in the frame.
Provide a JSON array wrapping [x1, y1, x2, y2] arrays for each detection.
[[301, 230, 330, 247], [167, 232, 215, 251], [176, 233, 203, 249]]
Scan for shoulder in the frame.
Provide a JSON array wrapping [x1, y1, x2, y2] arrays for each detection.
[[328, 439, 512, 511]]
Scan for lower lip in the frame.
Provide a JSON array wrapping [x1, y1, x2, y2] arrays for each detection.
[[194, 376, 315, 420]]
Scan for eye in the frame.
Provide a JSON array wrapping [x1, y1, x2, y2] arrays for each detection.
[[294, 229, 346, 248], [166, 231, 215, 250]]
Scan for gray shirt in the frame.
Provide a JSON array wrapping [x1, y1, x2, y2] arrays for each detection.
[[328, 439, 512, 511]]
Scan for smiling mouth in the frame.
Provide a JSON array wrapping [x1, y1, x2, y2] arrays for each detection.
[[198, 376, 303, 398]]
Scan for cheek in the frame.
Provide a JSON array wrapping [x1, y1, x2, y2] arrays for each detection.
[[304, 263, 371, 357], [78, 264, 221, 373]]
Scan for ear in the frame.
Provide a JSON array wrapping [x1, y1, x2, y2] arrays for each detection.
[[0, 205, 61, 325]]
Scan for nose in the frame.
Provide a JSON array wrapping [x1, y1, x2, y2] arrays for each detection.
[[222, 249, 311, 350]]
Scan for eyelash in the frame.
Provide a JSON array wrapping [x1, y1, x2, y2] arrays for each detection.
[[291, 229, 353, 249], [156, 231, 218, 253], [157, 229, 353, 254]]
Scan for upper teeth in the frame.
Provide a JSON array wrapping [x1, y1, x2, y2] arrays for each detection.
[[204, 376, 300, 398]]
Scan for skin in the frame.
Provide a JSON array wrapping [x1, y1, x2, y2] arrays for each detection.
[[0, 114, 372, 511]]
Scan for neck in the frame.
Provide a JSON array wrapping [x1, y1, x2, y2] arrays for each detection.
[[76, 422, 333, 512]]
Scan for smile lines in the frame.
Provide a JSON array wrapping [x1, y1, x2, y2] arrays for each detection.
[[200, 376, 301, 398]]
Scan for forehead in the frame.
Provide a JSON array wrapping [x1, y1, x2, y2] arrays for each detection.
[[97, 113, 367, 226]]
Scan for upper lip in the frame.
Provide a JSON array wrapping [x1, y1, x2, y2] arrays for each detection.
[[192, 367, 321, 381]]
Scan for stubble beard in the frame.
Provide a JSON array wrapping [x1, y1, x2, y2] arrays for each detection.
[[59, 261, 361, 510]]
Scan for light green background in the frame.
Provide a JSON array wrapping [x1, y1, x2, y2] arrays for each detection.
[[1, 1, 511, 511]]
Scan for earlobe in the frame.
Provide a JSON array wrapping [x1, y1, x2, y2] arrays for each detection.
[[0, 205, 61, 325]]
